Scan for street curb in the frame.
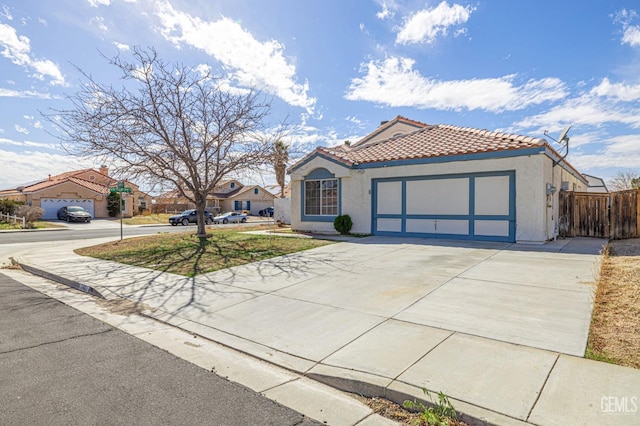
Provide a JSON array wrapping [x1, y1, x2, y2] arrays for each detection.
[[17, 260, 105, 299], [307, 373, 526, 426]]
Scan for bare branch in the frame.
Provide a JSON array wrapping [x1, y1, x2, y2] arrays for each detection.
[[42, 47, 281, 238]]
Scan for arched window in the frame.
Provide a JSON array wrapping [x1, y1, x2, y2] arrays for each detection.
[[303, 168, 339, 218]]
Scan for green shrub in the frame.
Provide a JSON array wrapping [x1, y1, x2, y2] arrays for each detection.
[[333, 214, 353, 235], [107, 192, 121, 217], [0, 199, 24, 215]]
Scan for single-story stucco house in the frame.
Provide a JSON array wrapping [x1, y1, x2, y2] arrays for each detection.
[[288, 116, 591, 243], [0, 166, 151, 219], [157, 179, 276, 215]]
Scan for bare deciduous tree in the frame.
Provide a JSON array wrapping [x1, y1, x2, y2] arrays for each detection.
[[46, 47, 283, 238], [608, 170, 640, 191]]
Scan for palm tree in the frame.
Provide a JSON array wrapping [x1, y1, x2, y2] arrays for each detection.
[[273, 140, 289, 197]]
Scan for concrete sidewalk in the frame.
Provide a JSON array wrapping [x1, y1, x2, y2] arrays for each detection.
[[12, 236, 640, 425]]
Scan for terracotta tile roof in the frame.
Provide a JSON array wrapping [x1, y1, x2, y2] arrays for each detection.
[[68, 177, 109, 194], [315, 124, 547, 166], [1, 168, 120, 194]]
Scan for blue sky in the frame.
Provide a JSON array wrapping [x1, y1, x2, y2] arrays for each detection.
[[1, 0, 639, 190]]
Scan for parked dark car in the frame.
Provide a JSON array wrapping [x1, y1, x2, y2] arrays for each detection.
[[259, 207, 274, 217], [57, 206, 92, 223], [169, 209, 214, 226], [213, 211, 247, 224]]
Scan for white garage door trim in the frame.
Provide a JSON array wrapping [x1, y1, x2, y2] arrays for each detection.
[[41, 198, 95, 220], [372, 171, 515, 242]]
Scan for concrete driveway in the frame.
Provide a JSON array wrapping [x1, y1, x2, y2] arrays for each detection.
[[62, 235, 603, 360], [193, 237, 602, 356]]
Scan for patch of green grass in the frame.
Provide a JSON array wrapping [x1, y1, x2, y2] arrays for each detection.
[[75, 229, 334, 277], [584, 348, 616, 365], [33, 221, 66, 229], [403, 388, 461, 426], [0, 222, 21, 230]]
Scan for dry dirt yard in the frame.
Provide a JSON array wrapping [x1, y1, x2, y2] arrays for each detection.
[[587, 238, 640, 369]]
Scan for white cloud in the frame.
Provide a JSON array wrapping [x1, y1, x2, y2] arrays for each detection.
[[0, 149, 91, 189], [614, 9, 640, 47], [0, 23, 65, 85], [514, 95, 640, 131], [345, 116, 364, 127], [113, 41, 130, 51], [92, 16, 108, 32], [604, 134, 640, 153], [396, 1, 474, 45], [23, 115, 34, 120], [14, 125, 29, 135], [622, 25, 640, 46], [591, 78, 640, 101], [345, 56, 566, 112], [376, 2, 394, 20], [34, 121, 43, 129], [0, 137, 57, 150], [154, 1, 316, 113], [569, 134, 640, 170], [23, 140, 59, 149], [87, 0, 111, 7], [1, 5, 12, 20], [0, 137, 21, 146], [0, 87, 55, 98]]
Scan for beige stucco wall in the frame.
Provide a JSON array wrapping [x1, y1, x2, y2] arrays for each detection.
[[31, 182, 108, 217], [356, 122, 424, 146], [290, 153, 584, 242], [221, 187, 276, 215]]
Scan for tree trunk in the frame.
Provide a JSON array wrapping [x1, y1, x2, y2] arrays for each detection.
[[195, 194, 208, 239]]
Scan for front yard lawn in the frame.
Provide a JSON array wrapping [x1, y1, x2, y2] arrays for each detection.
[[75, 228, 334, 277], [587, 238, 640, 369]]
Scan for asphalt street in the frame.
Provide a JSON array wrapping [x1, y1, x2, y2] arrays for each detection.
[[0, 272, 318, 426], [0, 218, 275, 244]]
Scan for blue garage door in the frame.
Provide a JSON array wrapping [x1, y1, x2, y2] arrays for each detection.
[[372, 171, 515, 242]]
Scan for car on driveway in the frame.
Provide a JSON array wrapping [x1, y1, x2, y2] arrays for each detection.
[[57, 206, 92, 223], [169, 209, 214, 226], [213, 211, 247, 224], [259, 207, 274, 217]]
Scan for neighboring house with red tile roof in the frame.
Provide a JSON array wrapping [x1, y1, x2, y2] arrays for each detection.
[[156, 179, 275, 215], [288, 120, 588, 243], [0, 166, 151, 219]]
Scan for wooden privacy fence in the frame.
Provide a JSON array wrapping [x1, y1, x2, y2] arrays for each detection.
[[611, 189, 639, 239], [559, 189, 639, 239]]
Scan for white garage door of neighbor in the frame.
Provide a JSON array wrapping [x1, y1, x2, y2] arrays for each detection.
[[41, 198, 95, 220], [373, 171, 515, 242]]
